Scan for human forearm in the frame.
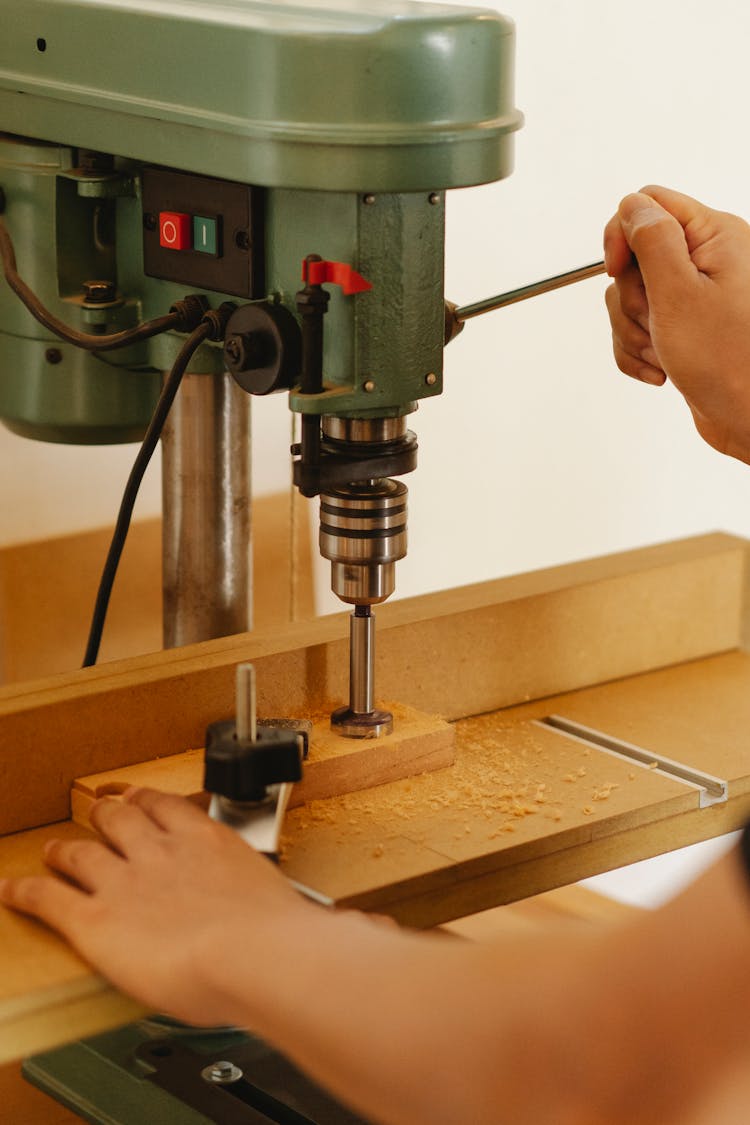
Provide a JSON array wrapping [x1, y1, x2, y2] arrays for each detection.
[[205, 849, 750, 1125]]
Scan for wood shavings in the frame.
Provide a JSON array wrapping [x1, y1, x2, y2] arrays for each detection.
[[592, 783, 620, 802]]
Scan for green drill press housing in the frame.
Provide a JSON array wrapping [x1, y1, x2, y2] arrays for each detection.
[[0, 0, 521, 442]]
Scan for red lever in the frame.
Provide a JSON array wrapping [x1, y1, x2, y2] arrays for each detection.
[[302, 258, 372, 296]]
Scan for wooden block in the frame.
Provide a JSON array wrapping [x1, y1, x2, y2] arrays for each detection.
[[70, 704, 455, 829]]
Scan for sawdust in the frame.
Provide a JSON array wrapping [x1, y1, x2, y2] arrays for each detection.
[[282, 710, 641, 862]]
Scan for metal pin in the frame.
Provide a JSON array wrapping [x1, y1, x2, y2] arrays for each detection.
[[453, 260, 606, 324], [236, 662, 257, 743]]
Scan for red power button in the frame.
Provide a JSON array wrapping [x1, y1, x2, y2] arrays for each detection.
[[159, 212, 191, 251]]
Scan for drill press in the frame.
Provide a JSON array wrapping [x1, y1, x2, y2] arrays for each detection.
[[0, 2, 521, 1120], [0, 0, 521, 739]]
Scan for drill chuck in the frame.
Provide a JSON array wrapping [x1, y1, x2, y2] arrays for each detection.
[[319, 478, 408, 605]]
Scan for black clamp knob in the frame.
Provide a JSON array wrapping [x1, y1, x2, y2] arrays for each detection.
[[204, 720, 304, 804]]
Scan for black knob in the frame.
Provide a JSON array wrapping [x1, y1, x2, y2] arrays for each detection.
[[204, 720, 303, 803], [223, 302, 302, 395]]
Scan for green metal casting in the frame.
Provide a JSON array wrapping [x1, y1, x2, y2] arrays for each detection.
[[0, 0, 522, 193], [0, 0, 521, 440]]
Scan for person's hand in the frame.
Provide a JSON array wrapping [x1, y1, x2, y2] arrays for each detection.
[[604, 185, 750, 464], [0, 787, 309, 1027]]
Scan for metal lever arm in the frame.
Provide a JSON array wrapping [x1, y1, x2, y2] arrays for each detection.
[[445, 259, 606, 342]]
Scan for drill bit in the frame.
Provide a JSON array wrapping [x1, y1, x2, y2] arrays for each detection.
[[331, 605, 393, 738]]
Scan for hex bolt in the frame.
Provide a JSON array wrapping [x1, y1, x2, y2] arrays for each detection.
[[202, 1060, 243, 1085], [83, 279, 117, 304]]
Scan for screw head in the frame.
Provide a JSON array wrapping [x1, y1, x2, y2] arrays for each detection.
[[225, 335, 243, 364], [363, 379, 376, 393], [143, 212, 158, 232], [235, 230, 251, 251], [428, 192, 441, 205], [425, 372, 437, 386], [45, 347, 63, 365], [362, 193, 376, 206], [202, 1060, 243, 1085]]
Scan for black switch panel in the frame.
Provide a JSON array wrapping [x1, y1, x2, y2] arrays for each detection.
[[142, 167, 264, 299]]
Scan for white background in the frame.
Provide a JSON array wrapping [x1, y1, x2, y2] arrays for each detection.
[[1, 0, 747, 899]]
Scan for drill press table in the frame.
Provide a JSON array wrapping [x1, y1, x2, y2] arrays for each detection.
[[0, 533, 748, 1063]]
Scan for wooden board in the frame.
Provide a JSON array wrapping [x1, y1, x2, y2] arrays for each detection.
[[70, 704, 456, 827], [0, 1062, 82, 1124], [0, 491, 314, 685], [0, 651, 748, 1062], [0, 533, 744, 838]]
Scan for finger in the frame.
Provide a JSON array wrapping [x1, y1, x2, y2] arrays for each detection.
[[89, 796, 164, 858], [603, 213, 633, 278], [0, 874, 92, 938], [639, 185, 717, 249], [607, 266, 650, 333], [605, 284, 653, 352], [43, 836, 124, 892], [123, 787, 210, 833], [611, 336, 666, 387], [618, 192, 697, 294]]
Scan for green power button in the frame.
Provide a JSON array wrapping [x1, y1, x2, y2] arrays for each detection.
[[193, 215, 219, 255]]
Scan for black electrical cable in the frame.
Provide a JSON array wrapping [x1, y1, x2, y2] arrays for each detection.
[[0, 215, 190, 350], [82, 320, 212, 667]]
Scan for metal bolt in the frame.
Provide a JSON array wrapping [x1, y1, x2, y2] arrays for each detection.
[[143, 212, 157, 232], [363, 379, 376, 393], [202, 1060, 243, 1085], [45, 347, 63, 365], [425, 372, 437, 386], [82, 279, 117, 304], [428, 192, 440, 205], [363, 194, 376, 206], [235, 230, 251, 251]]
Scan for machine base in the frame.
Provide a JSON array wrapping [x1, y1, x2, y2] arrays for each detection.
[[24, 1022, 372, 1124]]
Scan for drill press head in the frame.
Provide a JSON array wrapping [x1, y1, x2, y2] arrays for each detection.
[[0, 0, 521, 729]]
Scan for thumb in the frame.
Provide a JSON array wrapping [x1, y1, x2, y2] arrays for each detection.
[[618, 192, 696, 306]]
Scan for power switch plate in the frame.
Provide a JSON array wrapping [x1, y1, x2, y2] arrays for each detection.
[[142, 168, 264, 298]]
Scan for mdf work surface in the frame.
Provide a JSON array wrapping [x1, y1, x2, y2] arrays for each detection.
[[282, 650, 750, 923], [0, 533, 747, 1062]]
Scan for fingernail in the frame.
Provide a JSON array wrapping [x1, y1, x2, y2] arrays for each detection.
[[621, 195, 665, 234], [639, 367, 666, 387]]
